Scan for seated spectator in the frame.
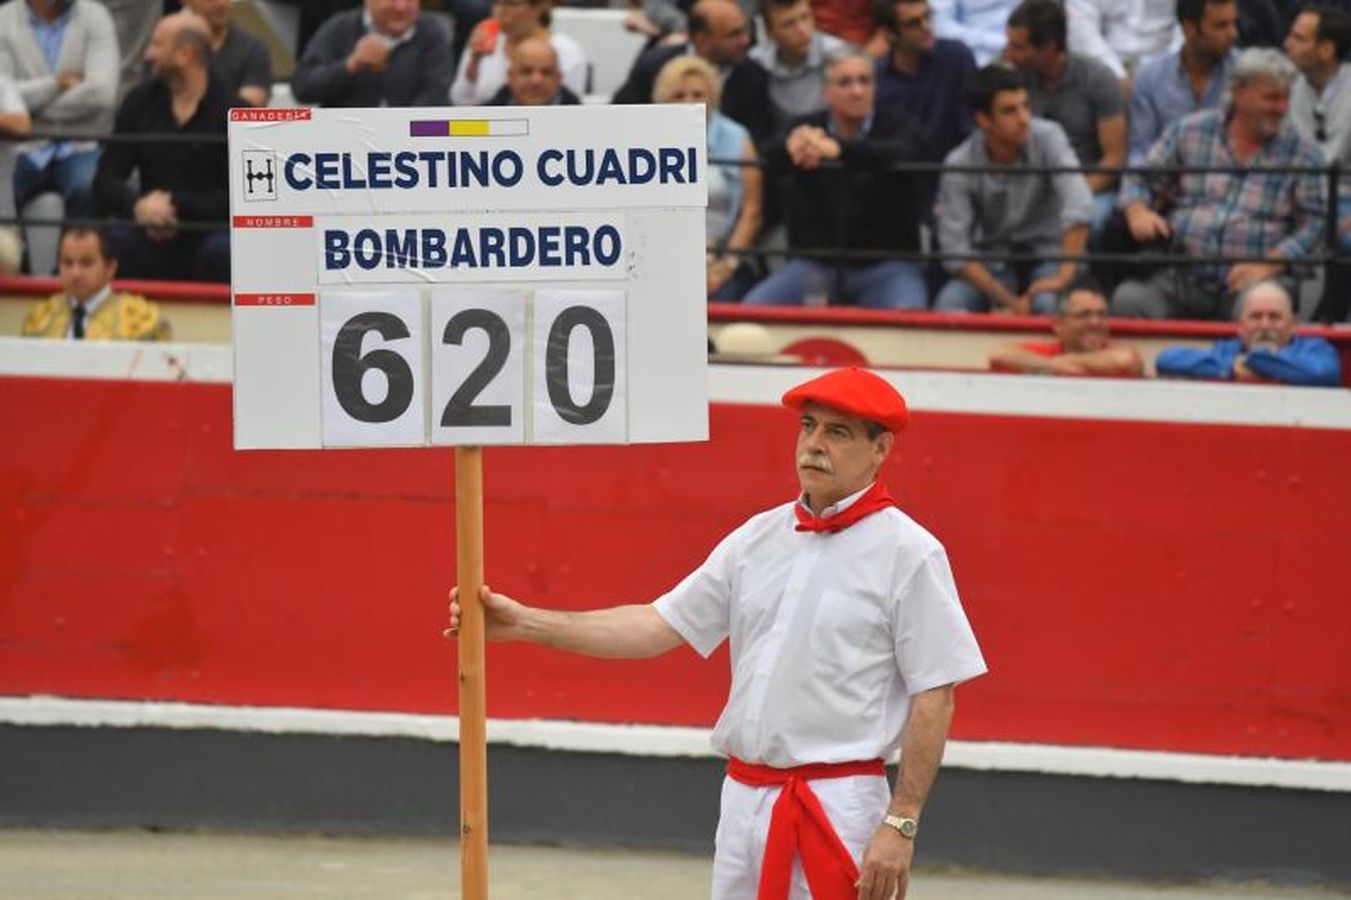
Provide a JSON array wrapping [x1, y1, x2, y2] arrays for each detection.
[[20, 226, 170, 340], [182, 0, 272, 106], [614, 0, 774, 144], [934, 64, 1093, 314], [989, 276, 1144, 375], [1113, 49, 1325, 320], [655, 55, 764, 300], [874, 0, 977, 164], [749, 0, 849, 128], [0, 0, 119, 220], [745, 48, 928, 309], [1067, 0, 1179, 83], [1155, 279, 1341, 384], [1130, 0, 1238, 163], [452, 0, 588, 106], [93, 11, 230, 283], [0, 74, 31, 274], [931, 0, 1017, 64], [1005, 0, 1126, 239], [808, 0, 884, 53], [1285, 5, 1351, 230], [292, 0, 451, 107], [486, 35, 581, 105]]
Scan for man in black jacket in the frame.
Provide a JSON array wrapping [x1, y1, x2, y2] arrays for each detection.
[[744, 47, 929, 309], [93, 11, 231, 282], [612, 0, 774, 144], [292, 0, 452, 108]]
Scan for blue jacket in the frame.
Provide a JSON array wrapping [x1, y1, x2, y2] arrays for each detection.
[[1155, 336, 1343, 387]]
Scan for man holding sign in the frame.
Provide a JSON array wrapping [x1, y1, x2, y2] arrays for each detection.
[[447, 366, 986, 900]]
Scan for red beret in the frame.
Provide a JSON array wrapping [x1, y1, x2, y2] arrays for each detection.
[[781, 367, 909, 432]]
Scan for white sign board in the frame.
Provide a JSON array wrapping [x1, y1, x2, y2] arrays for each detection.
[[228, 106, 708, 449]]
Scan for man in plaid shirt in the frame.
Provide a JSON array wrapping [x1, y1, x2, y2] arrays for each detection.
[[1113, 48, 1327, 319]]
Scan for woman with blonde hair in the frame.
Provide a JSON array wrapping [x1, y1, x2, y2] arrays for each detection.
[[653, 55, 764, 300]]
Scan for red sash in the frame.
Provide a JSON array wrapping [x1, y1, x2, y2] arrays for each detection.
[[726, 757, 886, 900], [794, 481, 897, 534]]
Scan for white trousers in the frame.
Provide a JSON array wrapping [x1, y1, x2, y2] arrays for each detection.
[[710, 773, 891, 900]]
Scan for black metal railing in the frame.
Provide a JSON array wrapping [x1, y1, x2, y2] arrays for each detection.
[[2, 129, 1346, 320]]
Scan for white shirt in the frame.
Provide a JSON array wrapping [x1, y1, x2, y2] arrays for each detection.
[[1067, 0, 1180, 80], [450, 31, 588, 106], [67, 285, 111, 337], [1290, 63, 1351, 201], [654, 487, 987, 768]]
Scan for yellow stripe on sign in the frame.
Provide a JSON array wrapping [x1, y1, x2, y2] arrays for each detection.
[[448, 121, 492, 136]]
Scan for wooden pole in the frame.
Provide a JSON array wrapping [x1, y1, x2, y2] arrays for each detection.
[[455, 446, 488, 900]]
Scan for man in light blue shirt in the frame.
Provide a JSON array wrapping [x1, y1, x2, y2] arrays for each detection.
[[1128, 0, 1238, 161]]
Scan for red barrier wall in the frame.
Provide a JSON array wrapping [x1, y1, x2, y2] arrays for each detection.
[[2, 374, 1349, 760]]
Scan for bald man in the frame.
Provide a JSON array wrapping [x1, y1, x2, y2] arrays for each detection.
[[1155, 280, 1342, 386], [613, 0, 774, 142], [92, 11, 232, 283], [488, 36, 581, 106]]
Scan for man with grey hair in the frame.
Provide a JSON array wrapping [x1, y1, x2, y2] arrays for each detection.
[[746, 46, 929, 308], [1112, 48, 1327, 320], [1155, 279, 1342, 384]]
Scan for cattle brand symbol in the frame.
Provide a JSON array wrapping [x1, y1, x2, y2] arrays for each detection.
[[242, 151, 277, 201]]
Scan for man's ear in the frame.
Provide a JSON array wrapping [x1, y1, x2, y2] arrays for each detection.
[[973, 108, 991, 132], [875, 430, 895, 465]]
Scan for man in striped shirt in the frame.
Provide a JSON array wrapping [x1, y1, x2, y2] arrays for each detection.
[[1112, 48, 1327, 320]]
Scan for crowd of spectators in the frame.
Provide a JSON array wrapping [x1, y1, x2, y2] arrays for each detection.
[[0, 0, 1348, 356]]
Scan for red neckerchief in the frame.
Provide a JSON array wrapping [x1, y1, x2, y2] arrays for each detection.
[[793, 481, 897, 534]]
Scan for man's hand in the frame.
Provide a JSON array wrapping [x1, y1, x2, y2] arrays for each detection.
[[1124, 203, 1170, 244], [1021, 273, 1069, 307], [856, 825, 914, 900], [134, 190, 178, 240], [1226, 261, 1283, 292], [786, 125, 825, 169], [346, 34, 392, 74], [1232, 354, 1259, 380], [56, 71, 83, 91], [787, 126, 840, 170], [993, 291, 1030, 315], [445, 584, 529, 641]]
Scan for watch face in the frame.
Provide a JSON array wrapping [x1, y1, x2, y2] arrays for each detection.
[[899, 819, 917, 838]]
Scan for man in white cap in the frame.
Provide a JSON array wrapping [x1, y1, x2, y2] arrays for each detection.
[[447, 366, 986, 900]]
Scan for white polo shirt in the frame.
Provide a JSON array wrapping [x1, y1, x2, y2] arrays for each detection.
[[654, 488, 987, 768]]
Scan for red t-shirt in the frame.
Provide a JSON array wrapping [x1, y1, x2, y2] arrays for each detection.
[[991, 341, 1142, 377]]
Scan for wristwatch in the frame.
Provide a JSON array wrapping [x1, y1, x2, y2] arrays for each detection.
[[882, 814, 918, 839]]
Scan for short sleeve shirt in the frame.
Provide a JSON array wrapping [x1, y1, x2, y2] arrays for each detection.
[[653, 495, 987, 767], [1026, 53, 1123, 166]]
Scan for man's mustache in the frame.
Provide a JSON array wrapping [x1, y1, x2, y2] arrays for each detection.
[[798, 452, 833, 473]]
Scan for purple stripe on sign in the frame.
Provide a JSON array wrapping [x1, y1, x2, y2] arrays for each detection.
[[409, 121, 447, 137]]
